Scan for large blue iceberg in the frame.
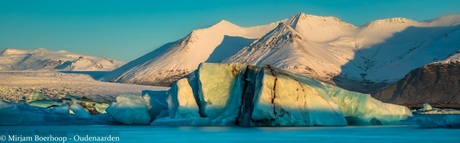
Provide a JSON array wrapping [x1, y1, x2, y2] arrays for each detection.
[[147, 63, 412, 126]]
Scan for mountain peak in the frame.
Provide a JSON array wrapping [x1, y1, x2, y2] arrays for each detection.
[[284, 13, 356, 42], [286, 13, 352, 29], [216, 19, 232, 25], [185, 19, 240, 42], [210, 19, 239, 29], [0, 48, 125, 71]]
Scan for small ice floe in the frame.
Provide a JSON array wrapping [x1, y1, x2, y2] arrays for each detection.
[[412, 103, 460, 128], [413, 103, 460, 114]]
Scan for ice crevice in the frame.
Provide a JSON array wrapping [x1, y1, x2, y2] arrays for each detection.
[[268, 65, 279, 119]]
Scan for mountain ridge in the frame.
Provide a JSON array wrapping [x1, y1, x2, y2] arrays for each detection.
[[0, 48, 126, 71], [103, 13, 460, 94]]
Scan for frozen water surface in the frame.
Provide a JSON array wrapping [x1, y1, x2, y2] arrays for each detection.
[[1, 125, 459, 143]]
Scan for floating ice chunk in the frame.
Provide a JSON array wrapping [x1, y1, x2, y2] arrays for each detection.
[[168, 78, 200, 119], [70, 104, 91, 119], [0, 100, 116, 125], [51, 104, 70, 114], [324, 84, 413, 125], [94, 103, 109, 114], [106, 94, 150, 125], [0, 102, 45, 125], [422, 103, 433, 111], [416, 109, 460, 114], [28, 100, 61, 108], [26, 92, 50, 103], [0, 100, 16, 111], [414, 104, 460, 114], [26, 92, 61, 108]]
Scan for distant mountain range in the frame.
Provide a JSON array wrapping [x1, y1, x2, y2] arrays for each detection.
[[101, 13, 460, 95], [3, 13, 458, 105], [0, 48, 125, 71]]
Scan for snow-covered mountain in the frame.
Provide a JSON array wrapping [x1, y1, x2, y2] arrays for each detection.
[[101, 20, 280, 85], [226, 13, 460, 93], [104, 13, 460, 93], [0, 48, 125, 71]]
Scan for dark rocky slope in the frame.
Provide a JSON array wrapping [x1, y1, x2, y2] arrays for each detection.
[[373, 62, 460, 105]]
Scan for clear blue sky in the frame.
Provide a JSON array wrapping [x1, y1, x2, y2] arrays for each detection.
[[1, 0, 459, 61]]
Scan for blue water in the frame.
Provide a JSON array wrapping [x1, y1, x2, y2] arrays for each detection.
[[1, 125, 460, 143]]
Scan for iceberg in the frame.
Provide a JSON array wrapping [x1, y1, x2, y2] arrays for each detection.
[[152, 63, 411, 126], [26, 92, 50, 103], [51, 104, 70, 114], [413, 103, 460, 114], [0, 100, 114, 125], [106, 94, 150, 125], [26, 93, 61, 108], [70, 103, 91, 119], [94, 103, 109, 114], [422, 103, 433, 111]]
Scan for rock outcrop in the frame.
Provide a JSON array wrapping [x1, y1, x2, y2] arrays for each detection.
[[373, 62, 460, 105]]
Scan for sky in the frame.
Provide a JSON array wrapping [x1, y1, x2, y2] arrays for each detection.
[[1, 0, 459, 61]]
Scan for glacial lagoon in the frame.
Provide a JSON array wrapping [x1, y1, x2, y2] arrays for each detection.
[[2, 120, 460, 143]]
